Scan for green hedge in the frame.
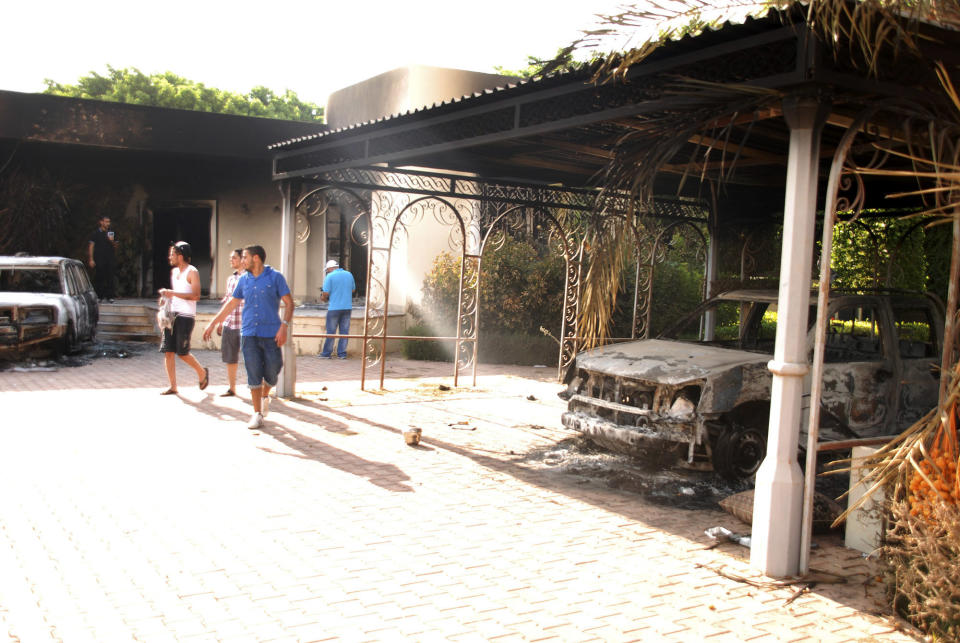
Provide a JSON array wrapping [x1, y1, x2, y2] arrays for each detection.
[[401, 324, 560, 366], [420, 237, 565, 337], [401, 324, 453, 362]]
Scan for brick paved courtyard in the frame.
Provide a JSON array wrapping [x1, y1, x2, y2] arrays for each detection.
[[0, 346, 918, 641]]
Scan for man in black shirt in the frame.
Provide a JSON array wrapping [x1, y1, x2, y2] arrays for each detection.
[[88, 216, 118, 302]]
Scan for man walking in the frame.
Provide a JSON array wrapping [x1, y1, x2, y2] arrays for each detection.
[[88, 215, 118, 302], [319, 259, 355, 360], [203, 245, 293, 430], [159, 241, 209, 395], [216, 249, 245, 397]]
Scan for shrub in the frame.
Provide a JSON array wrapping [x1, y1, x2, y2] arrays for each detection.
[[421, 238, 565, 337], [477, 331, 558, 366], [401, 323, 453, 362], [416, 238, 567, 365], [611, 259, 705, 338]]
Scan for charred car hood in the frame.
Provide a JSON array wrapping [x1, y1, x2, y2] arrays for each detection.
[[576, 339, 770, 386]]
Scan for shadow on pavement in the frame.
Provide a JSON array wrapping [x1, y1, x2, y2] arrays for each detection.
[[266, 392, 898, 623], [178, 394, 414, 494]]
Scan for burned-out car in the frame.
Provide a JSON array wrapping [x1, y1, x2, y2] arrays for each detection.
[[561, 290, 943, 478], [0, 256, 99, 355]]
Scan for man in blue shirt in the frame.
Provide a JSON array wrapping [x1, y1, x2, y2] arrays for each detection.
[[203, 245, 294, 429], [319, 259, 356, 359]]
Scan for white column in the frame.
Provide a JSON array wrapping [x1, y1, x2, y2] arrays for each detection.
[[751, 96, 829, 577], [277, 180, 298, 398]]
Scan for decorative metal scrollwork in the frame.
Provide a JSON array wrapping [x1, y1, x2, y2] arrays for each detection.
[[295, 186, 370, 245], [633, 219, 709, 339], [299, 167, 708, 387]]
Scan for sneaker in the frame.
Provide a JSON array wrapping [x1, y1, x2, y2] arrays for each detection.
[[261, 395, 270, 418], [318, 354, 332, 359], [247, 412, 263, 430], [337, 356, 347, 360]]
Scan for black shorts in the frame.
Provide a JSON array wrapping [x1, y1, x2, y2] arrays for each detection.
[[159, 315, 195, 356], [221, 327, 241, 364]]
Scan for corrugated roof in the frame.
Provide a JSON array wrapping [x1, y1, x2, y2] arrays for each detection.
[[267, 69, 592, 150], [268, 7, 791, 152]]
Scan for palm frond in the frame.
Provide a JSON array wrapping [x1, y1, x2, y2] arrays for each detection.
[[561, 1, 960, 344]]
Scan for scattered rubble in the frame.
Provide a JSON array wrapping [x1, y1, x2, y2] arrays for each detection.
[[520, 436, 753, 510], [0, 340, 142, 371]]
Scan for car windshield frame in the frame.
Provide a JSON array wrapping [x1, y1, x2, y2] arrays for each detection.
[[0, 266, 64, 295]]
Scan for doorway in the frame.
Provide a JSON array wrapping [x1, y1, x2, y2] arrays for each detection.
[[151, 202, 215, 296]]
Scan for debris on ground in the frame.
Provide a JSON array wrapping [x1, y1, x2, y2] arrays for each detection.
[[696, 563, 848, 589], [704, 526, 752, 548], [438, 384, 451, 391], [520, 436, 754, 511], [403, 427, 422, 446], [448, 420, 476, 431], [9, 363, 58, 372], [0, 340, 143, 371], [526, 394, 537, 401]]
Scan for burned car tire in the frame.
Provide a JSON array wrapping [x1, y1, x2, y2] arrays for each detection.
[[713, 422, 767, 480], [61, 322, 80, 355]]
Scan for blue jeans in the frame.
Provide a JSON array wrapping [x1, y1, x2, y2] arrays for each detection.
[[321, 309, 351, 358], [241, 336, 283, 387]]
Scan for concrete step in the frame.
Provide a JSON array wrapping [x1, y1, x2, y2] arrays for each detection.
[[100, 311, 153, 324], [97, 329, 158, 342], [100, 303, 156, 315], [97, 303, 157, 342], [98, 320, 156, 333]]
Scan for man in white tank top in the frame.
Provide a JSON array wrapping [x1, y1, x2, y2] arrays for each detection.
[[158, 241, 209, 395]]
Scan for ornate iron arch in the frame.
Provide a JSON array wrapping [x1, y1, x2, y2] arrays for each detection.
[[372, 194, 473, 386], [631, 218, 709, 340], [476, 204, 586, 380]]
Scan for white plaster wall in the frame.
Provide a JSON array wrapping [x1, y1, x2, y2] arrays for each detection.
[[372, 191, 482, 324], [213, 188, 325, 303], [214, 195, 284, 295]]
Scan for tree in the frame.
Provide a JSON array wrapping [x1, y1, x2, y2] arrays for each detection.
[[494, 47, 581, 79], [556, 1, 960, 345], [43, 66, 324, 123]]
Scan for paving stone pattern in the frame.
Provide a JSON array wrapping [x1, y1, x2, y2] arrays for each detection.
[[0, 348, 917, 641]]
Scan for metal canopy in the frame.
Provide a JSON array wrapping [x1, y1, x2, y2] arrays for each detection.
[[271, 5, 960, 580], [270, 13, 953, 197], [272, 22, 811, 184]]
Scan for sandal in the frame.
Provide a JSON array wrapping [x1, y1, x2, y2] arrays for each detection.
[[160, 388, 178, 395], [199, 367, 209, 391], [220, 389, 236, 397]]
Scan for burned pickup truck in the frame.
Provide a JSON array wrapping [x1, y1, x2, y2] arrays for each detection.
[[561, 290, 943, 478]]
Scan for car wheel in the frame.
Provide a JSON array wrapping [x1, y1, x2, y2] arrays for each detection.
[[62, 322, 80, 355], [713, 422, 767, 480]]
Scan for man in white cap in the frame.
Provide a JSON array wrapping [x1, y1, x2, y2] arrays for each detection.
[[319, 259, 355, 359]]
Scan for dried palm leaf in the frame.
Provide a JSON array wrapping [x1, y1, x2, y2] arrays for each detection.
[[558, 1, 960, 344]]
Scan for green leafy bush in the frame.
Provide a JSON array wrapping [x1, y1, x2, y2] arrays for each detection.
[[414, 237, 566, 364], [611, 259, 705, 338], [478, 331, 558, 366], [420, 237, 566, 335], [401, 323, 453, 362]]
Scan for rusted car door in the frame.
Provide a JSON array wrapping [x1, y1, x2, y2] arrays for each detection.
[[64, 262, 94, 339], [818, 298, 898, 436]]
